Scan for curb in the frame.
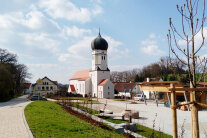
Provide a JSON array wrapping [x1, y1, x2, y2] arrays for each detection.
[[22, 101, 34, 138]]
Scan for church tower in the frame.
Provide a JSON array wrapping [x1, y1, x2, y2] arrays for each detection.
[[90, 31, 113, 98]]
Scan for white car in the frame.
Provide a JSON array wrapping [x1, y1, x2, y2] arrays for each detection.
[[134, 94, 145, 101]]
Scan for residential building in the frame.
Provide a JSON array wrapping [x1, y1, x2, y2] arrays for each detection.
[[113, 82, 138, 97], [32, 76, 58, 96]]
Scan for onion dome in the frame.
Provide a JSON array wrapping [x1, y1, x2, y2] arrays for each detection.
[[91, 32, 108, 50]]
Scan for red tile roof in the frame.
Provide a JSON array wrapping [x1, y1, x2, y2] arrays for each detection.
[[198, 82, 207, 86], [113, 82, 136, 92], [98, 79, 109, 86], [21, 83, 31, 89], [70, 69, 90, 81], [70, 85, 76, 92]]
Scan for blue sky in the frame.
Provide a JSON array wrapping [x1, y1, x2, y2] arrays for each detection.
[[0, 0, 207, 84]]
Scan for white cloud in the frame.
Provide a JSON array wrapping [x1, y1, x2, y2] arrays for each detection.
[[141, 38, 165, 56], [141, 44, 165, 56], [0, 9, 60, 34], [58, 35, 125, 62], [141, 40, 157, 45], [92, 5, 103, 16], [39, 0, 102, 23], [177, 27, 207, 50], [178, 39, 186, 46], [141, 33, 165, 56], [149, 33, 156, 39], [63, 26, 91, 38], [21, 33, 60, 53], [27, 63, 58, 68]]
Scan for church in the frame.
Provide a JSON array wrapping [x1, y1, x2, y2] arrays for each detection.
[[68, 32, 114, 99]]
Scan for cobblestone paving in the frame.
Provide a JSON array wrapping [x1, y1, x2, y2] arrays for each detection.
[[0, 95, 31, 138], [93, 99, 207, 138]]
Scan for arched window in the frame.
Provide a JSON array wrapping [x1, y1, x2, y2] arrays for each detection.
[[50, 86, 53, 90], [42, 87, 45, 90]]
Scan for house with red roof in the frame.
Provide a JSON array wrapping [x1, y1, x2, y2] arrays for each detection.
[[68, 32, 114, 98]]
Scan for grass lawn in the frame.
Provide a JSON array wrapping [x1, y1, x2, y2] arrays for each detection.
[[25, 101, 124, 138], [104, 118, 128, 124], [136, 124, 172, 138]]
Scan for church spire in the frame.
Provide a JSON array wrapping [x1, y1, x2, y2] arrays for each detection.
[[98, 27, 101, 37]]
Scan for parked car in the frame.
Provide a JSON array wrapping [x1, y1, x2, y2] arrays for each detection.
[[134, 94, 145, 101], [30, 95, 47, 101]]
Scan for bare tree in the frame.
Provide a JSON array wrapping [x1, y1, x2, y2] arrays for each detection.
[[167, 0, 207, 137]]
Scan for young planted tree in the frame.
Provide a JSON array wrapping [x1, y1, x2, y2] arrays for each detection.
[[167, 0, 207, 137]]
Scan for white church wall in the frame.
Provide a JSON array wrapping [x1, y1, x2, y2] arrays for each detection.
[[91, 70, 110, 97], [85, 78, 91, 97]]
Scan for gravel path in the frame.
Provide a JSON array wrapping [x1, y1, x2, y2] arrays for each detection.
[[92, 99, 207, 138], [0, 95, 32, 138]]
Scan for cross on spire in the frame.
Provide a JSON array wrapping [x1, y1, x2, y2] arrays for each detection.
[[98, 27, 101, 37]]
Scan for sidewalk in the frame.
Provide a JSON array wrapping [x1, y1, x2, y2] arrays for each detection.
[[0, 95, 32, 138]]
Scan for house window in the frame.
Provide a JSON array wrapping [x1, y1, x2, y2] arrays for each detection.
[[108, 86, 110, 89], [47, 82, 49, 85], [46, 87, 49, 90], [102, 56, 103, 60], [50, 86, 53, 90], [104, 56, 105, 60], [108, 92, 110, 95], [42, 87, 45, 90], [38, 87, 40, 90]]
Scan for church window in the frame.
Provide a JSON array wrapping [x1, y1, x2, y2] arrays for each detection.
[[80, 84, 81, 92]]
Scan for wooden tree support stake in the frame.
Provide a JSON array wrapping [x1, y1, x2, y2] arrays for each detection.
[[170, 83, 178, 138]]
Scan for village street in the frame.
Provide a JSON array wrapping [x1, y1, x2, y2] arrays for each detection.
[[0, 95, 32, 138], [93, 99, 207, 138]]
